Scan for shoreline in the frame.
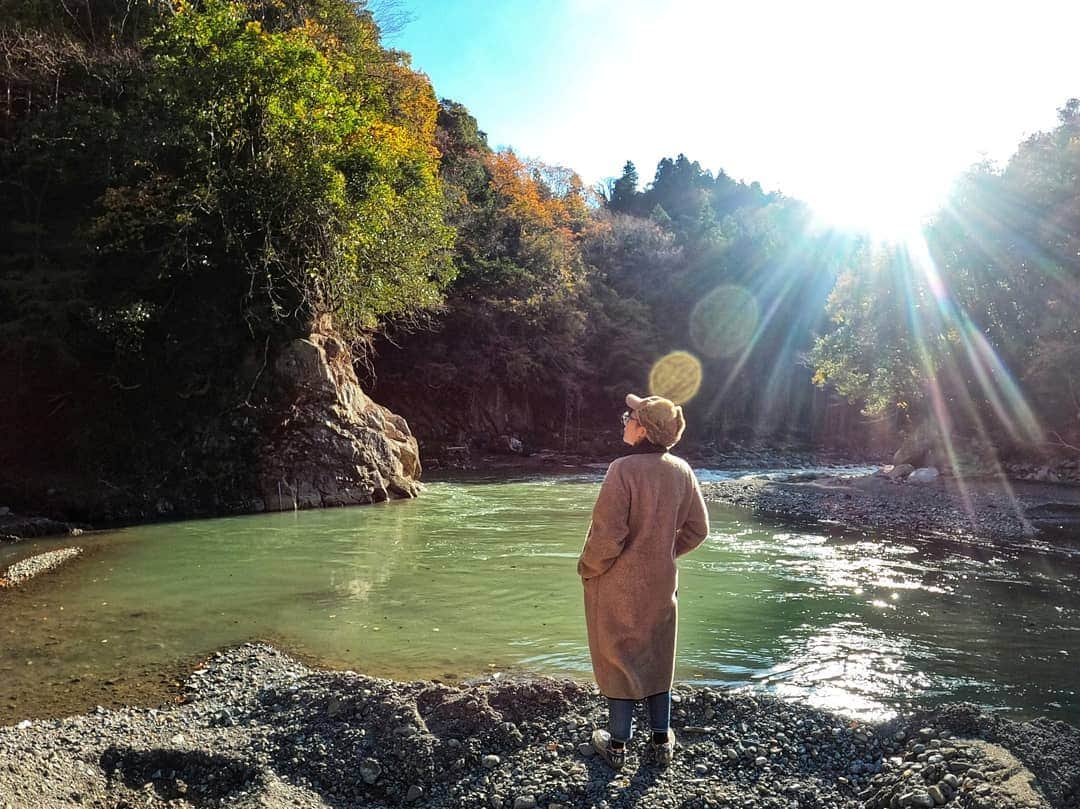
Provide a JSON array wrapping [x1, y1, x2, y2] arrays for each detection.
[[700, 473, 1080, 544], [1, 643, 1075, 809], [0, 447, 875, 542], [5, 460, 1079, 571]]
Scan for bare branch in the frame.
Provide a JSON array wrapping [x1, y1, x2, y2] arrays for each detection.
[[1047, 431, 1080, 454], [368, 0, 414, 39]]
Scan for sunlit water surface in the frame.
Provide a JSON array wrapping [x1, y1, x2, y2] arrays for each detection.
[[2, 470, 1078, 725]]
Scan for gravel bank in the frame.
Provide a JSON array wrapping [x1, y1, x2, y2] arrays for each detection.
[[701, 474, 1080, 542], [1, 644, 1076, 809], [1, 547, 83, 587]]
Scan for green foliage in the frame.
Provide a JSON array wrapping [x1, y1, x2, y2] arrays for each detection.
[[812, 98, 1080, 447], [91, 0, 452, 339], [810, 247, 928, 416], [1, 0, 455, 508], [608, 160, 640, 215]]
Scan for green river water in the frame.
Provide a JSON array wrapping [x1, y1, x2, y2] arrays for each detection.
[[1, 470, 1078, 726]]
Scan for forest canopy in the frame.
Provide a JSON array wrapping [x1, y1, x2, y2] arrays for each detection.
[[2, 0, 1079, 511]]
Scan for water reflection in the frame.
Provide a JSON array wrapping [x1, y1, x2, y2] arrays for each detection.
[[760, 622, 931, 721]]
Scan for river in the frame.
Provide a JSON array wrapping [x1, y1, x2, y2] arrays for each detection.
[[1, 469, 1078, 726]]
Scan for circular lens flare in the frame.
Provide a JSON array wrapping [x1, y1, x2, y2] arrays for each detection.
[[689, 285, 760, 359], [649, 351, 702, 404]]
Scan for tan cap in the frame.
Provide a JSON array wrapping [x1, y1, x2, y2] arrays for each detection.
[[626, 393, 686, 449]]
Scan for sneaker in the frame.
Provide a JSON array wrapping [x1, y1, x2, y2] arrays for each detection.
[[648, 729, 676, 766], [590, 729, 626, 771]]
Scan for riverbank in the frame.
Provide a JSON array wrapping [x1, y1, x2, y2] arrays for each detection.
[[7, 449, 1080, 548], [0, 447, 865, 541], [1, 644, 1075, 809], [0, 510, 85, 542], [701, 473, 1080, 542]]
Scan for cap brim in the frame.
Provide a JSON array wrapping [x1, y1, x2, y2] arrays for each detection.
[[625, 393, 647, 410]]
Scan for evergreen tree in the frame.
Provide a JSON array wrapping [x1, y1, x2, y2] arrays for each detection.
[[608, 160, 640, 215]]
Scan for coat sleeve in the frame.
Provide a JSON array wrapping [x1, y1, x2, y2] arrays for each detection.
[[578, 462, 631, 580], [674, 470, 709, 558]]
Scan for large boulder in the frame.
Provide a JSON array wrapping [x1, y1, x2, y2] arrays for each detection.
[[884, 463, 915, 480], [257, 328, 422, 512], [908, 466, 940, 484]]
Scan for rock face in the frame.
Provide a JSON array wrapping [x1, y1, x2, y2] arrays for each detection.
[[256, 329, 422, 512], [885, 463, 915, 480]]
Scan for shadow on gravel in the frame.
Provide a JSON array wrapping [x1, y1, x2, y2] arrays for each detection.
[[100, 746, 262, 807], [887, 704, 1080, 809], [245, 671, 593, 808]]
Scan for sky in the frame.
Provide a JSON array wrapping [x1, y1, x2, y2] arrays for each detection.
[[388, 0, 1080, 235]]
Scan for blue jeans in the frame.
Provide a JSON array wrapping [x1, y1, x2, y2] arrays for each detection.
[[607, 691, 671, 743]]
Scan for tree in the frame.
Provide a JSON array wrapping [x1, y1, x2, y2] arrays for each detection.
[[608, 160, 640, 215]]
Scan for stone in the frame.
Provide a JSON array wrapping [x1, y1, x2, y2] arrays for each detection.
[[482, 754, 501, 769], [927, 785, 945, 805], [493, 435, 525, 455], [513, 797, 537, 809], [405, 785, 423, 802], [577, 743, 594, 758], [359, 758, 381, 785], [908, 467, 940, 484]]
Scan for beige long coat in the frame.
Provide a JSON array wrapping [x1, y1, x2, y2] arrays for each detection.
[[578, 452, 709, 699]]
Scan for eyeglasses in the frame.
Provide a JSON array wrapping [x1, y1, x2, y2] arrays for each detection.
[[621, 411, 637, 427]]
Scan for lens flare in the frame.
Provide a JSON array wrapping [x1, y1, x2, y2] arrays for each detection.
[[689, 285, 760, 359], [649, 351, 702, 404]]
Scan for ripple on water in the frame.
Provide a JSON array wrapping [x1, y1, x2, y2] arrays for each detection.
[[2, 471, 1080, 727]]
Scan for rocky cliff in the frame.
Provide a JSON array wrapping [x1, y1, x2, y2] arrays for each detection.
[[0, 319, 422, 529], [257, 329, 422, 511]]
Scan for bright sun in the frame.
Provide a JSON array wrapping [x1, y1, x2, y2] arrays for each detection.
[[805, 155, 953, 241]]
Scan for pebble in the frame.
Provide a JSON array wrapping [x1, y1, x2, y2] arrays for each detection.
[[359, 758, 381, 784], [1, 642, 1075, 809], [3, 547, 83, 585]]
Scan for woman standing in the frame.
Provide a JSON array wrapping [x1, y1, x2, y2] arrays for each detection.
[[578, 393, 710, 770]]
